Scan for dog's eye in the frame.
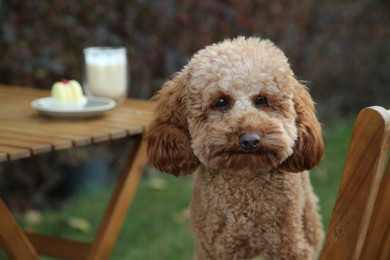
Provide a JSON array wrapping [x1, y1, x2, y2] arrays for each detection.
[[255, 95, 268, 107], [214, 97, 229, 109]]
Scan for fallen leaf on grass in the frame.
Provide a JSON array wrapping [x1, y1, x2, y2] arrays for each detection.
[[147, 178, 167, 190], [25, 209, 42, 225], [68, 217, 91, 233], [24, 209, 43, 232]]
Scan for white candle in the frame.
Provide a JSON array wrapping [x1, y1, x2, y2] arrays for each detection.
[[83, 47, 128, 103]]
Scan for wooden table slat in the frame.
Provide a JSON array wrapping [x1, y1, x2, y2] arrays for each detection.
[[0, 123, 92, 147], [0, 145, 31, 160], [0, 117, 110, 144], [0, 138, 51, 155], [0, 130, 72, 150]]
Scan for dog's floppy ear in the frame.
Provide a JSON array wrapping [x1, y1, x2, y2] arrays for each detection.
[[145, 72, 199, 176], [280, 79, 324, 172]]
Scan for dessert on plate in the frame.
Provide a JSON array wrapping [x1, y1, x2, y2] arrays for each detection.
[[51, 79, 87, 109]]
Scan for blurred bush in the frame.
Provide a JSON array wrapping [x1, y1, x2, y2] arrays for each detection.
[[0, 0, 389, 118]]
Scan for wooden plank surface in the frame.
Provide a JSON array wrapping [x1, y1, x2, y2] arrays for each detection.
[[320, 107, 390, 260], [360, 156, 390, 259], [0, 145, 31, 160], [0, 129, 72, 150], [0, 85, 155, 161], [0, 119, 93, 146], [0, 138, 51, 155]]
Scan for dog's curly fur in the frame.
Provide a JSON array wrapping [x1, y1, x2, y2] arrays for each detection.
[[146, 37, 324, 259]]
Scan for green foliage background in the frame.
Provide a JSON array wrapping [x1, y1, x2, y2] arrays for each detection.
[[1, 0, 389, 118]]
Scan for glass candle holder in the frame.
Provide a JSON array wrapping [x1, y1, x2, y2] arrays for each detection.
[[83, 47, 128, 104]]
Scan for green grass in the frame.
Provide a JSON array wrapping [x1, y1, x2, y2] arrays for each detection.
[[9, 171, 195, 260], [1, 117, 356, 259], [111, 170, 194, 260], [310, 118, 355, 229]]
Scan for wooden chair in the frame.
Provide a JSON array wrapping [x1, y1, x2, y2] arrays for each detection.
[[320, 106, 390, 260]]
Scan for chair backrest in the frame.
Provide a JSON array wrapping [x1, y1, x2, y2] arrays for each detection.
[[320, 106, 390, 260]]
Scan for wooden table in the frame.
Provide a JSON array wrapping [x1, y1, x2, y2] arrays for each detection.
[[0, 85, 155, 259]]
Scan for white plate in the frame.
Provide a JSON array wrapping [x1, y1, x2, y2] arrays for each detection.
[[31, 96, 116, 118]]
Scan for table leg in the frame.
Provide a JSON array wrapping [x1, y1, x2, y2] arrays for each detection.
[[87, 134, 148, 260], [0, 199, 39, 260]]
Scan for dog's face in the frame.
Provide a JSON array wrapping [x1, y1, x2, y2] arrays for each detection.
[[146, 37, 323, 176], [186, 39, 298, 172]]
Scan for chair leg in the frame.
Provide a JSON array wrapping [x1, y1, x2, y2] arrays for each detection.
[[0, 199, 39, 260], [87, 135, 148, 260]]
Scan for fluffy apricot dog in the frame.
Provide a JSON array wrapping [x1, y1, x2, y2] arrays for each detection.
[[146, 37, 324, 259]]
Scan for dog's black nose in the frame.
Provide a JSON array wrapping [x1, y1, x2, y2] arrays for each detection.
[[239, 133, 260, 151]]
